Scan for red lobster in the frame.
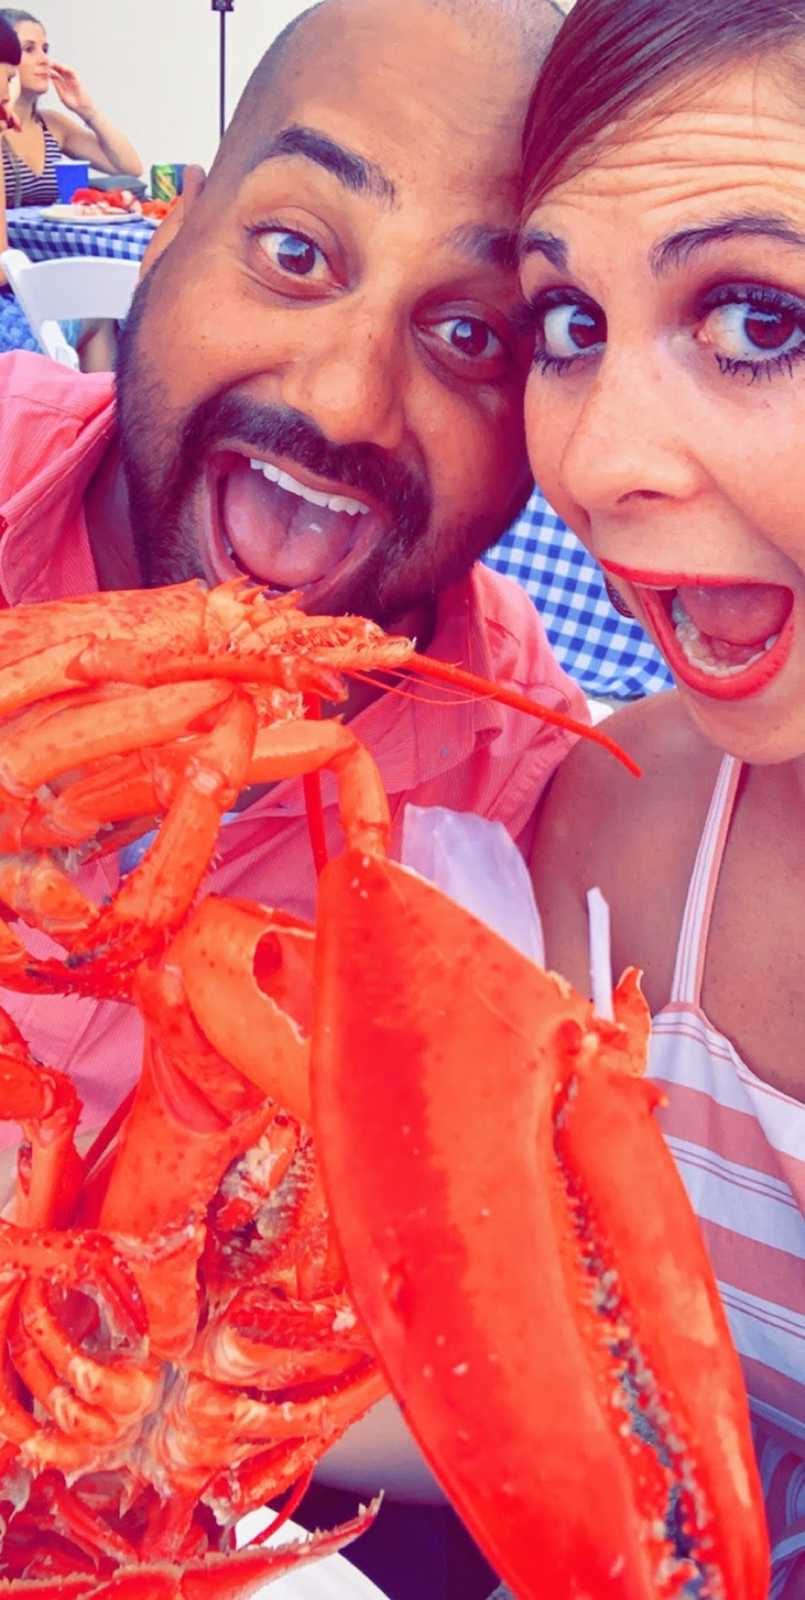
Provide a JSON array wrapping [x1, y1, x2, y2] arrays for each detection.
[[0, 579, 608, 1597], [310, 844, 771, 1597], [0, 577, 767, 1596]]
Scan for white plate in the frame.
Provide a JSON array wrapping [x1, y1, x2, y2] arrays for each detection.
[[315, 1396, 446, 1504], [39, 205, 156, 224], [235, 1512, 388, 1599]]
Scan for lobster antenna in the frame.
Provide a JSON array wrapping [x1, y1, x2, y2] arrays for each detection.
[[407, 652, 641, 777], [302, 693, 329, 876], [350, 664, 495, 708]]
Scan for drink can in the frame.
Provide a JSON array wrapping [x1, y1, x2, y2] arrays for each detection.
[[150, 163, 185, 202]]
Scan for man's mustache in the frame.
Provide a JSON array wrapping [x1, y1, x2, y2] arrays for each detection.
[[173, 394, 432, 543]]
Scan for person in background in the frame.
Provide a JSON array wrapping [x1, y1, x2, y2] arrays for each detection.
[[485, 483, 674, 701], [0, 11, 38, 349], [0, 8, 142, 209], [525, 0, 804, 1591]]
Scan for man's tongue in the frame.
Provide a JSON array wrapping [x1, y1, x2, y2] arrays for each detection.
[[677, 582, 791, 663], [221, 460, 361, 586]]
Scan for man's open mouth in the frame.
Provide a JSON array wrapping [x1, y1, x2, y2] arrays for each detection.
[[603, 564, 795, 701], [205, 451, 388, 598]]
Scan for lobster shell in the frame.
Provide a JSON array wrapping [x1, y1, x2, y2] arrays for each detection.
[[310, 848, 770, 1600]]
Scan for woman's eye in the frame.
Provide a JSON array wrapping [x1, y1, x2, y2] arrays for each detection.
[[541, 301, 605, 360], [257, 229, 329, 282], [699, 297, 805, 366], [431, 316, 503, 362]]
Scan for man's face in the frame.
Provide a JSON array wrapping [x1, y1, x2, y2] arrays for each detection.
[[117, 0, 535, 625]]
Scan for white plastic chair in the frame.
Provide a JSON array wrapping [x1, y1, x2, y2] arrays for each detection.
[[0, 248, 139, 369]]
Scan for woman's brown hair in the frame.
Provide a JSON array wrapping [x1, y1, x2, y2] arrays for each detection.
[[0, 9, 43, 31], [523, 0, 805, 211]]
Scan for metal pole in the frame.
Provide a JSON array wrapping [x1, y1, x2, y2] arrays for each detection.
[[219, 8, 226, 140], [211, 0, 234, 143]]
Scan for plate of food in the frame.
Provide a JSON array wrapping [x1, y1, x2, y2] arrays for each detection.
[[39, 187, 165, 223], [39, 202, 153, 223], [235, 1513, 389, 1599]]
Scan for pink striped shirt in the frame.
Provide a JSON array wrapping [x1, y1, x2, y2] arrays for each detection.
[[650, 755, 805, 1598], [0, 351, 587, 1140]]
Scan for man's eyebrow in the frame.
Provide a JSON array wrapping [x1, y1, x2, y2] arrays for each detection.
[[517, 228, 568, 271], [650, 213, 805, 275], [445, 223, 519, 270], [249, 124, 397, 206]]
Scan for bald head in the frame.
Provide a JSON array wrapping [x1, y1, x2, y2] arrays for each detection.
[[216, 0, 561, 178], [423, 0, 563, 42]]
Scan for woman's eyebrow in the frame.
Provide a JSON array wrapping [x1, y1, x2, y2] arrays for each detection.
[[650, 213, 805, 275], [446, 223, 518, 269], [517, 228, 568, 271]]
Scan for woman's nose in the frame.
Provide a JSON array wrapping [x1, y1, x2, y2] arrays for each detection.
[[556, 349, 703, 514]]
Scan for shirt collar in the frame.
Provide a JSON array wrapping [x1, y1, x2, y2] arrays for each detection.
[[0, 394, 116, 606]]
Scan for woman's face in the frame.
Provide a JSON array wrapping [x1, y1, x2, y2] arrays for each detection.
[[520, 56, 805, 764], [16, 21, 49, 95]]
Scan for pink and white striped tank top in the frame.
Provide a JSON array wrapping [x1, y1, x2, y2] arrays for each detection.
[[649, 754, 805, 1598]]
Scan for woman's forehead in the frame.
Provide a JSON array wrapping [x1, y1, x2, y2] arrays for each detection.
[[529, 57, 805, 231]]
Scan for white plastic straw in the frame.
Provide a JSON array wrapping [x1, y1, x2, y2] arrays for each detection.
[[587, 886, 614, 1020]]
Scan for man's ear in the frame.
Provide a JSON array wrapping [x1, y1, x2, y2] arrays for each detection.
[[138, 164, 206, 279]]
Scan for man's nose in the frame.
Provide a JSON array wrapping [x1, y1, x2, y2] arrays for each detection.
[[280, 306, 407, 453], [557, 347, 703, 514]]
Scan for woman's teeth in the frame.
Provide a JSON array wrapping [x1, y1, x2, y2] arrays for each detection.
[[670, 594, 779, 678], [248, 457, 369, 518]]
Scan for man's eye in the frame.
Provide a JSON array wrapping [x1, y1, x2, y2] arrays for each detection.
[[541, 301, 605, 358], [432, 316, 503, 361], [257, 229, 329, 280]]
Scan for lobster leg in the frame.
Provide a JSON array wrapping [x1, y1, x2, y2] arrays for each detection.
[[0, 1504, 381, 1600], [248, 718, 391, 857], [310, 849, 770, 1600], [0, 681, 233, 794], [17, 748, 181, 848], [77, 695, 257, 966], [156, 717, 392, 1131], [0, 1009, 82, 1227], [0, 637, 96, 720], [0, 853, 99, 944], [98, 960, 274, 1238], [169, 899, 314, 1128]]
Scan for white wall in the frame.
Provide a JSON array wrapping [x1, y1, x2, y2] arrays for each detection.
[[21, 1, 315, 180]]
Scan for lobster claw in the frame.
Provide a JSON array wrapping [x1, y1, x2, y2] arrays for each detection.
[[310, 849, 770, 1600]]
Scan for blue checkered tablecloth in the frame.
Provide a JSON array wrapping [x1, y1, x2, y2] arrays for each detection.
[[6, 207, 157, 264], [484, 488, 674, 701]]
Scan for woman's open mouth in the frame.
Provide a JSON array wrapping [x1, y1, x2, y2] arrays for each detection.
[[204, 450, 388, 603], [602, 562, 795, 701]]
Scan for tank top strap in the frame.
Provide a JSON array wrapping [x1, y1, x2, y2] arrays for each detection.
[[37, 114, 62, 165], [668, 753, 742, 1007]]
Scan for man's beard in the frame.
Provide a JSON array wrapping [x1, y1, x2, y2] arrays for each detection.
[[117, 305, 438, 626]]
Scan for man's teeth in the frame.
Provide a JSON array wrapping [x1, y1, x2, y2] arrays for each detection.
[[670, 594, 778, 678], [249, 457, 369, 517]]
